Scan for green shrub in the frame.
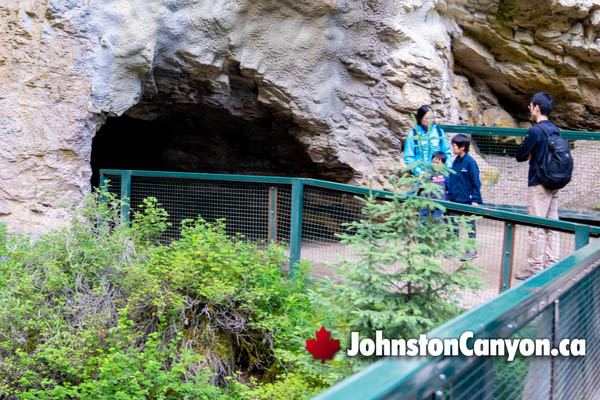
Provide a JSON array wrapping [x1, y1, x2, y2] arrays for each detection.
[[0, 189, 322, 399], [126, 218, 317, 384], [17, 316, 224, 400], [230, 373, 321, 400]]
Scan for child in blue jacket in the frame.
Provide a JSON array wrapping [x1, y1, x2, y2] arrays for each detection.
[[447, 134, 482, 258]]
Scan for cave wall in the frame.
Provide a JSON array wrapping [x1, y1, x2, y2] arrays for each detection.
[[2, 0, 600, 231], [447, 0, 600, 129]]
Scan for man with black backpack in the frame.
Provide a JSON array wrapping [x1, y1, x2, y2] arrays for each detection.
[[514, 92, 573, 280]]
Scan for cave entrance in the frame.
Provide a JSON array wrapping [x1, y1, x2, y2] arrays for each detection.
[[90, 104, 334, 188], [90, 69, 352, 188]]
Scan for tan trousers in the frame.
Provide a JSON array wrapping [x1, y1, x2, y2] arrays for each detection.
[[526, 185, 560, 273]]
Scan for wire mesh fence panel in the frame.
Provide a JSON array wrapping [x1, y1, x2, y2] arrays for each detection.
[[300, 186, 366, 278], [437, 262, 600, 400], [490, 307, 554, 400], [436, 356, 495, 400], [561, 139, 600, 212], [468, 133, 529, 208], [275, 186, 292, 256], [447, 217, 505, 309], [509, 227, 575, 288], [129, 176, 280, 244], [101, 173, 122, 199], [439, 302, 569, 400], [555, 261, 600, 400], [450, 219, 577, 309], [297, 185, 583, 310]]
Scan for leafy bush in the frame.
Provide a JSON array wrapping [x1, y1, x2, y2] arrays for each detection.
[[0, 190, 321, 399], [231, 373, 321, 400], [126, 217, 316, 384]]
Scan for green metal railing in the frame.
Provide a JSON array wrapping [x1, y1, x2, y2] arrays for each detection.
[[312, 236, 600, 400], [99, 169, 600, 309], [438, 125, 600, 220]]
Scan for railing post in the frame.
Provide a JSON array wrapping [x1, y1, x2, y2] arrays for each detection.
[[499, 222, 516, 292], [120, 170, 132, 226], [289, 179, 304, 275], [99, 171, 107, 192], [550, 299, 559, 400], [574, 226, 590, 250], [268, 186, 278, 243]]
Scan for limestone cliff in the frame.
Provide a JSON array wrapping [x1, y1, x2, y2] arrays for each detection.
[[447, 0, 600, 129], [1, 0, 599, 231]]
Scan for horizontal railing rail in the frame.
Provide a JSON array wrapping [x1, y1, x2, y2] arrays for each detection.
[[480, 203, 600, 223], [100, 169, 297, 184], [439, 124, 600, 141], [99, 169, 599, 239]]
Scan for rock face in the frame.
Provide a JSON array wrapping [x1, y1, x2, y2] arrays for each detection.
[[2, 0, 600, 231], [449, 0, 600, 129], [0, 2, 104, 231]]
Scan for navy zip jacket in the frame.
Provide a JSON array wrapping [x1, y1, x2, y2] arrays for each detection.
[[448, 153, 482, 204], [515, 120, 559, 187]]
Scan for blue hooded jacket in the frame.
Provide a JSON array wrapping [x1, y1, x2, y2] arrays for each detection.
[[403, 124, 452, 175], [447, 153, 482, 204]]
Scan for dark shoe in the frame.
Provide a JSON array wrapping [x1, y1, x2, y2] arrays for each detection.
[[514, 270, 539, 281]]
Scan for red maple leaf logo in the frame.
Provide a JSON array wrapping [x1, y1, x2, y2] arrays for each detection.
[[305, 326, 341, 363]]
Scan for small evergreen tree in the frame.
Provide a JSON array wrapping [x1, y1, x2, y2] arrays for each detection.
[[315, 164, 484, 370]]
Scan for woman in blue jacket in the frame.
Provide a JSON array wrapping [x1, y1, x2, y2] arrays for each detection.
[[403, 105, 453, 176]]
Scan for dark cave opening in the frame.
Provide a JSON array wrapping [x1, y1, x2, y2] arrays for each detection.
[[90, 102, 347, 188]]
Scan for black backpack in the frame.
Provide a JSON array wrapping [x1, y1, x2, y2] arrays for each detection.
[[536, 123, 573, 190]]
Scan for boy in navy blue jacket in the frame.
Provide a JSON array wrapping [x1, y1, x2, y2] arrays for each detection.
[[448, 134, 482, 258]]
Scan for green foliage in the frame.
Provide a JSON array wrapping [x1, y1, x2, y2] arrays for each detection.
[[17, 316, 223, 400], [131, 197, 171, 245], [0, 189, 322, 399], [127, 218, 316, 383], [313, 166, 484, 371], [230, 373, 321, 400]]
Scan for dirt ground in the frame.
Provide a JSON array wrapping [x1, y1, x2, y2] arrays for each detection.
[[298, 219, 578, 310]]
